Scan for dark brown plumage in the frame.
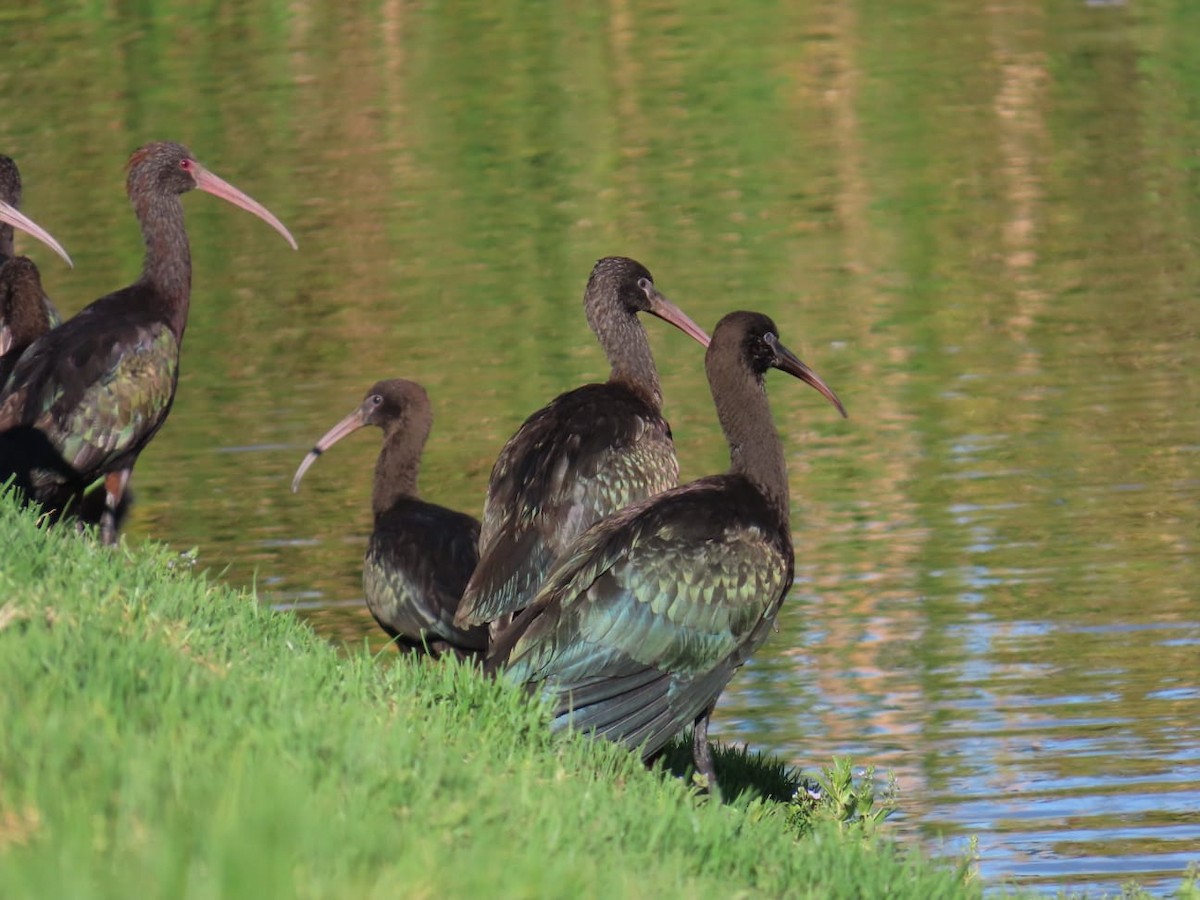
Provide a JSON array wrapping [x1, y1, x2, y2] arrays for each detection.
[[0, 142, 295, 543], [0, 156, 73, 273], [455, 257, 711, 640], [0, 155, 73, 384], [292, 379, 487, 658], [0, 258, 58, 386], [490, 311, 847, 798]]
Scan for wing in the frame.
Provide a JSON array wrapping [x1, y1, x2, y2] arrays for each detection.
[[457, 384, 679, 627], [497, 478, 793, 759], [0, 308, 179, 484], [43, 295, 62, 330], [364, 501, 487, 653]]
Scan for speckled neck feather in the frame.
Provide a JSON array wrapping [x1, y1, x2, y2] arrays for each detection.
[[584, 268, 661, 409], [129, 178, 191, 339]]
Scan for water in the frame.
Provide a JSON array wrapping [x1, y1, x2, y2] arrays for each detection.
[[3, 0, 1198, 893]]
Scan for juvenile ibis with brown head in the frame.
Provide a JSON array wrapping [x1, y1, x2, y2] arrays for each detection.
[[0, 141, 296, 543], [292, 379, 487, 658], [489, 310, 847, 799], [455, 256, 710, 639]]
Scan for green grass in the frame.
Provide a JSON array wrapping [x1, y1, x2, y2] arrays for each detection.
[[0, 494, 976, 899]]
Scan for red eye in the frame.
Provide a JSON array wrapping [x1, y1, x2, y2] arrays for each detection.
[[179, 158, 193, 171]]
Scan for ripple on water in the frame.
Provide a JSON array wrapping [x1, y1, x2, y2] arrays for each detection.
[[710, 557, 1200, 896]]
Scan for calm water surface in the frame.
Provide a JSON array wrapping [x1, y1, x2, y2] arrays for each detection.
[[4, 0, 1198, 893]]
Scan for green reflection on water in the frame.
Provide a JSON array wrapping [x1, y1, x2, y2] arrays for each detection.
[[4, 0, 1198, 891]]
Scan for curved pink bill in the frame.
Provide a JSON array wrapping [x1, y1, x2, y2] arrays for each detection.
[[645, 288, 711, 349], [0, 200, 73, 267], [291, 407, 368, 492], [192, 165, 298, 250], [771, 337, 848, 418]]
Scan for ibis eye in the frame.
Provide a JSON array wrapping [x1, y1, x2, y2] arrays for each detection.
[[370, 395, 383, 406], [636, 277, 652, 292]]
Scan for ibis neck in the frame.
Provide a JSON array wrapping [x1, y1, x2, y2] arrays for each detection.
[[590, 304, 662, 409], [710, 362, 790, 526], [2, 261, 49, 342], [134, 190, 192, 338], [371, 425, 426, 520]]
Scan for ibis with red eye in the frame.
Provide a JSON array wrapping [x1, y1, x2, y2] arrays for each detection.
[[0, 142, 296, 543]]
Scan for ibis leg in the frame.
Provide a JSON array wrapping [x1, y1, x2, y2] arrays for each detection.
[[101, 468, 131, 546], [692, 707, 722, 802]]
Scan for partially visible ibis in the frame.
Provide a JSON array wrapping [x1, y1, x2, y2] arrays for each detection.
[[0, 141, 296, 544], [0, 155, 73, 381], [0, 156, 73, 271], [490, 310, 847, 799], [455, 256, 710, 640], [0, 258, 58, 386], [292, 379, 487, 658]]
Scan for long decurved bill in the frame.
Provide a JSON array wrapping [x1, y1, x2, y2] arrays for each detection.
[[770, 336, 848, 418], [0, 200, 73, 267], [644, 287, 711, 349], [291, 407, 368, 492], [192, 165, 299, 250]]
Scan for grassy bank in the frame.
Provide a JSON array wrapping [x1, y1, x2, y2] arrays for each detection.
[[0, 496, 974, 899]]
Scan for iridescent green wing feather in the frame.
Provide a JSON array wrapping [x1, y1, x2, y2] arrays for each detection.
[[460, 384, 678, 626], [501, 477, 792, 753], [21, 320, 179, 476], [43, 294, 61, 330], [364, 500, 486, 651]]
